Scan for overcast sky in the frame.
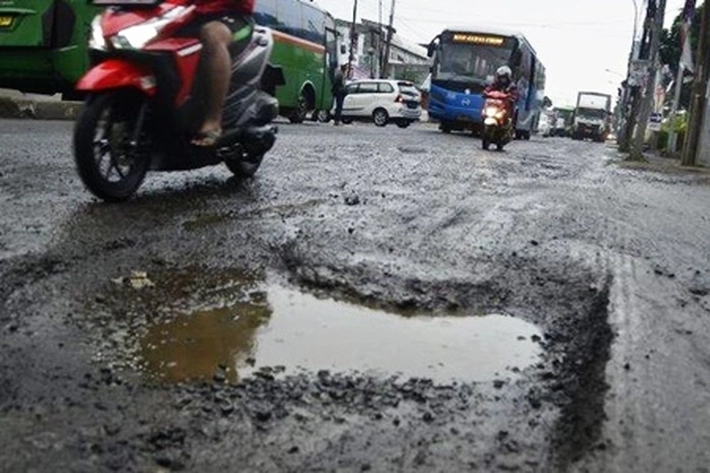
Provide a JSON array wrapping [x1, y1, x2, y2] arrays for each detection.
[[314, 0, 687, 107]]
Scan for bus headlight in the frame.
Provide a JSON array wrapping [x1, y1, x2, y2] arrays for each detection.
[[89, 16, 107, 51]]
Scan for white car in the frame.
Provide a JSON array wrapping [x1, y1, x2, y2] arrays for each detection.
[[338, 79, 422, 128], [537, 112, 552, 137]]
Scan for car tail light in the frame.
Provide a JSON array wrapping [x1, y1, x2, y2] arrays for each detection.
[[395, 94, 403, 103]]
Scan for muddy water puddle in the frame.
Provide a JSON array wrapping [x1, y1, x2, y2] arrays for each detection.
[[137, 278, 543, 384]]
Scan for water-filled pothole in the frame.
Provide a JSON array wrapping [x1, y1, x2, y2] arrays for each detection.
[[138, 283, 542, 384]]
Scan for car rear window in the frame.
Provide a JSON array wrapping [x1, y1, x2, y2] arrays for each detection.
[[397, 82, 419, 98]]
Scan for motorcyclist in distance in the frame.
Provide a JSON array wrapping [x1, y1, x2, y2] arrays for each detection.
[[484, 65, 518, 123], [175, 0, 255, 147]]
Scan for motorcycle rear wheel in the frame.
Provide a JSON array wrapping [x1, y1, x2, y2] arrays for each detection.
[[74, 91, 150, 202], [225, 152, 264, 178]]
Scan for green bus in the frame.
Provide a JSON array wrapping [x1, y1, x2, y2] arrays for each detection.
[[0, 0, 341, 120], [254, 0, 341, 123], [0, 0, 99, 99]]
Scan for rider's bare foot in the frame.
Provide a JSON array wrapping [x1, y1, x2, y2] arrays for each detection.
[[191, 128, 222, 147]]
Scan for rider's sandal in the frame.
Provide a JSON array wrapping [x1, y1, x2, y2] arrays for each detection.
[[190, 129, 222, 147]]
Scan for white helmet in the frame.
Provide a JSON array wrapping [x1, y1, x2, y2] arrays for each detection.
[[496, 66, 512, 81]]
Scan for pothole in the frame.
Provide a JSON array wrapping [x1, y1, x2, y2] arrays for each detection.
[[86, 269, 543, 385], [139, 284, 542, 384]]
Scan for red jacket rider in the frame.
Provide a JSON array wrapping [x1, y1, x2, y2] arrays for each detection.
[[484, 66, 517, 120]]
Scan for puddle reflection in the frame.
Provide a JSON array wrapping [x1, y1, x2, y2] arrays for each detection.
[[140, 283, 542, 384]]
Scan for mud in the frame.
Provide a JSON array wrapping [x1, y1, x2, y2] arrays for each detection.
[[2, 122, 710, 471]]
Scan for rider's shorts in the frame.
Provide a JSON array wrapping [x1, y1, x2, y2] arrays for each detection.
[[175, 13, 254, 56]]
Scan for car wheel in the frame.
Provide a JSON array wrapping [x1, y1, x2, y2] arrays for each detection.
[[341, 118, 353, 125], [396, 120, 411, 129], [373, 108, 389, 127]]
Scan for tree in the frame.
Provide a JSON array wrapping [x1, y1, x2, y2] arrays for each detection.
[[659, 3, 705, 109]]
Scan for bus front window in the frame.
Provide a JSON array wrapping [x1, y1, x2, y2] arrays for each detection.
[[437, 42, 513, 85]]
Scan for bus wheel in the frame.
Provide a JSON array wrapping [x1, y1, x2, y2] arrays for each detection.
[[288, 89, 313, 124]]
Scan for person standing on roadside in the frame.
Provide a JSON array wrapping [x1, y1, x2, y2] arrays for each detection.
[[332, 64, 348, 126]]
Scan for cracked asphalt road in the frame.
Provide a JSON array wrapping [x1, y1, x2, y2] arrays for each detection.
[[1, 119, 710, 472]]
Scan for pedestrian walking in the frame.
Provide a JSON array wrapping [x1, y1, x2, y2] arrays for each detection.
[[332, 64, 348, 126]]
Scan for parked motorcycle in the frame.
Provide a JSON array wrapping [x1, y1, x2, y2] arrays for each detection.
[[481, 90, 513, 151], [73, 0, 284, 202]]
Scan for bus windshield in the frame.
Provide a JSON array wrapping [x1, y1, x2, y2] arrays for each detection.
[[577, 108, 607, 120], [437, 42, 514, 85]]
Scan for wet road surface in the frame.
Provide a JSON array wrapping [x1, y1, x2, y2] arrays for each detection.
[[2, 119, 710, 472]]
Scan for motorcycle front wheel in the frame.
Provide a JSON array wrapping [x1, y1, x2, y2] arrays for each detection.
[[73, 90, 150, 202], [482, 125, 494, 150]]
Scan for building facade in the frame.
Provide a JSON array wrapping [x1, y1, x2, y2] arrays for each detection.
[[334, 18, 430, 85]]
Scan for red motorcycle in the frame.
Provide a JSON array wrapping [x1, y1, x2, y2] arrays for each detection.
[[481, 90, 513, 151], [73, 0, 284, 202]]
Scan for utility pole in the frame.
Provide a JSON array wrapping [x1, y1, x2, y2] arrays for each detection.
[[616, 0, 637, 150], [348, 0, 358, 79], [378, 0, 383, 78], [620, 1, 654, 152], [667, 65, 686, 153], [669, 1, 697, 154], [382, 0, 396, 79], [682, 2, 710, 166], [630, 0, 666, 160]]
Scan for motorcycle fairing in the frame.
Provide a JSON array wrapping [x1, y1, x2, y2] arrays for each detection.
[[76, 59, 157, 95]]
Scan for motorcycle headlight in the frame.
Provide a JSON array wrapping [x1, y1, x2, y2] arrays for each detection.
[[89, 15, 107, 51], [111, 23, 159, 49], [111, 6, 188, 50], [485, 107, 499, 118]]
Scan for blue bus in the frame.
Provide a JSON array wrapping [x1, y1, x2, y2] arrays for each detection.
[[426, 26, 546, 139]]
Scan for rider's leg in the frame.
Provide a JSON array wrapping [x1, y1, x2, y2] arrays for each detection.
[[192, 21, 233, 146]]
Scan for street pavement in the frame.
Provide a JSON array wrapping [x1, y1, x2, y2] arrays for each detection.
[[1, 119, 710, 472]]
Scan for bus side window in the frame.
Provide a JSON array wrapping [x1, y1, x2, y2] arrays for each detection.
[[254, 0, 278, 28]]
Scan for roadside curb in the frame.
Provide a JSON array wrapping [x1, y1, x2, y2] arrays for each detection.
[[0, 96, 81, 121]]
